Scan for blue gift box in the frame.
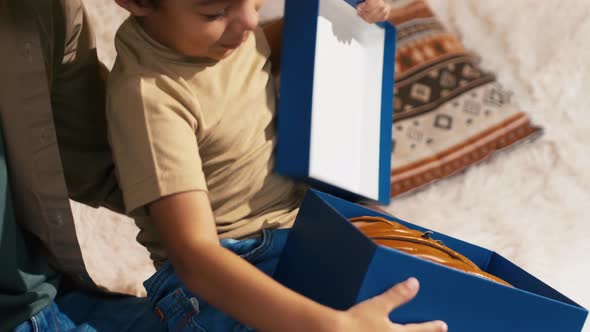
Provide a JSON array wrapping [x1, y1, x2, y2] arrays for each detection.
[[274, 0, 588, 330], [274, 189, 589, 332], [276, 0, 397, 205]]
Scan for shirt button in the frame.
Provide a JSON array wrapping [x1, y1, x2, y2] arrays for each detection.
[[40, 128, 56, 146], [49, 213, 64, 227], [23, 41, 33, 63]]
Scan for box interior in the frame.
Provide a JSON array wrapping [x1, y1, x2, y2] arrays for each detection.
[[308, 0, 385, 201]]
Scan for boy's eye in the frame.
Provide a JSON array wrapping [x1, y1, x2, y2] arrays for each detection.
[[202, 9, 227, 21]]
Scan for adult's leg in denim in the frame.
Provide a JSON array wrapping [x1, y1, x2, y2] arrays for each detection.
[[12, 320, 32, 332], [12, 302, 78, 332], [56, 291, 166, 332], [143, 229, 290, 332]]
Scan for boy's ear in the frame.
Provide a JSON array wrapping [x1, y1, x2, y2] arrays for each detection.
[[114, 0, 154, 16]]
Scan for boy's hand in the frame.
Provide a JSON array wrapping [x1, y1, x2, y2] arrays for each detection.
[[357, 0, 392, 23], [337, 278, 448, 332]]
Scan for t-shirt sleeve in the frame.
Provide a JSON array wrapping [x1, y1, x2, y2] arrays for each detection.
[[107, 74, 207, 214]]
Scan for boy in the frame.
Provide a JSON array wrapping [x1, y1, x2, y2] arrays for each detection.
[[108, 0, 448, 331]]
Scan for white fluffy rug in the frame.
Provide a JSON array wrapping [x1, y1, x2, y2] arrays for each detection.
[[77, 0, 590, 329]]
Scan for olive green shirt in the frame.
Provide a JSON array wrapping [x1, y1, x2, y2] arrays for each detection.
[[0, 126, 60, 332], [0, 0, 121, 329]]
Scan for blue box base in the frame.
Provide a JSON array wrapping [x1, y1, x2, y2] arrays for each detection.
[[274, 189, 588, 332]]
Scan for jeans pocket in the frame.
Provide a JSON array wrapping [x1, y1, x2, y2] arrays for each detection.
[[155, 288, 207, 332], [224, 230, 273, 264]]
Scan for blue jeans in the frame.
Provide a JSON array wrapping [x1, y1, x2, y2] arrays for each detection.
[[143, 229, 291, 332], [13, 291, 166, 332]]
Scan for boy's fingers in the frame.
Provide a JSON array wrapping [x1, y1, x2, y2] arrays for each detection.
[[358, 3, 390, 23], [357, 0, 380, 14], [358, 10, 378, 23], [374, 5, 390, 19], [368, 278, 420, 314], [405, 321, 449, 332], [370, 6, 389, 22]]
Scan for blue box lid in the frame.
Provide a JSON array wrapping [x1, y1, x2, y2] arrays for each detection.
[[276, 0, 397, 205]]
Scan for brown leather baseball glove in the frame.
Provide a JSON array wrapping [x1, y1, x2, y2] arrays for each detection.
[[350, 216, 511, 287]]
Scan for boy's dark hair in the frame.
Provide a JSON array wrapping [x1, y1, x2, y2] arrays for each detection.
[[138, 0, 159, 8]]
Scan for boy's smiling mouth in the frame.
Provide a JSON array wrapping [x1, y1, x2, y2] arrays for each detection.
[[221, 33, 249, 49], [221, 42, 241, 49]]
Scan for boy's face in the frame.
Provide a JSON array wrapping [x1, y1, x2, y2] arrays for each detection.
[[122, 0, 264, 60]]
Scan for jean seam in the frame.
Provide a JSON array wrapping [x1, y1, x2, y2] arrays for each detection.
[[173, 289, 190, 318], [186, 297, 207, 332], [146, 264, 170, 298], [163, 288, 203, 332], [157, 288, 191, 323], [180, 310, 199, 332], [189, 317, 207, 332], [49, 305, 59, 332], [146, 263, 175, 303], [144, 266, 164, 295], [30, 316, 39, 332], [166, 292, 185, 319], [240, 229, 273, 261]]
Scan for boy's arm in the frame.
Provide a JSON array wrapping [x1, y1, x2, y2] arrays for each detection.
[[150, 191, 338, 331], [262, 19, 284, 76], [149, 191, 447, 332]]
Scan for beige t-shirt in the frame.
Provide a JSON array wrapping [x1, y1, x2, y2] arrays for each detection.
[[107, 18, 304, 265]]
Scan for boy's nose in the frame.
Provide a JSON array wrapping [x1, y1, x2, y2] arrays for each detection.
[[234, 5, 259, 31]]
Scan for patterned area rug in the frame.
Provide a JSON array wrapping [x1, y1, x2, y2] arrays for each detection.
[[388, 1, 541, 197]]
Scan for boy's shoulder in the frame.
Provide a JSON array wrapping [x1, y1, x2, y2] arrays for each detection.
[[107, 63, 191, 113], [107, 19, 271, 110], [107, 60, 159, 98]]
